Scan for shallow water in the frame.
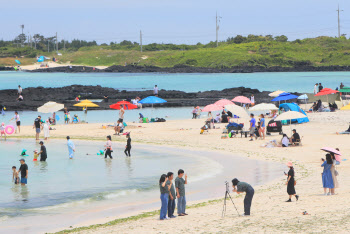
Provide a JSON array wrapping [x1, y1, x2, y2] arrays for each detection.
[[1, 71, 349, 92], [0, 139, 285, 233]]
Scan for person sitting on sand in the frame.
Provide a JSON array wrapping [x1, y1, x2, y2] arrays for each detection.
[[114, 120, 124, 135], [281, 134, 289, 147], [214, 113, 221, 123], [290, 129, 300, 145]]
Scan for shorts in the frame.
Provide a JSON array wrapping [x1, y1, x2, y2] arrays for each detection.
[[20, 177, 27, 184], [0, 130, 5, 134], [16, 121, 21, 126], [69, 153, 74, 159], [250, 128, 255, 135], [259, 127, 265, 132], [33, 158, 38, 161], [36, 128, 41, 133], [118, 118, 124, 123], [14, 178, 19, 184]]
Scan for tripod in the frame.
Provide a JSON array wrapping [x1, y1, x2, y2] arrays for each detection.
[[222, 182, 240, 217]]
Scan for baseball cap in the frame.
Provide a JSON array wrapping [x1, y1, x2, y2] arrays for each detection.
[[19, 159, 25, 162]]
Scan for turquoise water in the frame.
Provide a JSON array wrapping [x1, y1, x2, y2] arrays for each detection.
[[1, 71, 350, 92]]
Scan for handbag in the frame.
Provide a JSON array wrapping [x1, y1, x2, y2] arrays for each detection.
[[294, 180, 297, 186]]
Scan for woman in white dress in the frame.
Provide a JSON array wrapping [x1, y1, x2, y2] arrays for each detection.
[[43, 119, 50, 140]]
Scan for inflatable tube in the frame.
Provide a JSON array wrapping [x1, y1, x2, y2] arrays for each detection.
[[5, 125, 15, 135]]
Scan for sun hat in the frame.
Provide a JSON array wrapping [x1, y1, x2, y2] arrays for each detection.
[[286, 162, 293, 167], [33, 150, 38, 153]]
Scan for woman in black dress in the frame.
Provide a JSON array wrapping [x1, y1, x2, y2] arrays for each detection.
[[285, 162, 299, 202]]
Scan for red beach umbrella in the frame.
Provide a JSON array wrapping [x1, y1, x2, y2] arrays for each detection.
[[315, 88, 339, 103], [110, 101, 137, 110]]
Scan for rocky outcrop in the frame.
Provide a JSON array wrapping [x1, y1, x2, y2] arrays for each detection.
[[0, 85, 300, 111]]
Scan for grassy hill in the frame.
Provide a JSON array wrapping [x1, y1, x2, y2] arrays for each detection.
[[2, 37, 350, 68]]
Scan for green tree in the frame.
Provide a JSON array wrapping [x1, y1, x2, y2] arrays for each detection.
[[275, 35, 288, 42]]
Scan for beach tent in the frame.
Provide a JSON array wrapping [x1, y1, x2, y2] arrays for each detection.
[[278, 103, 309, 124], [37, 56, 45, 62], [272, 92, 298, 102]]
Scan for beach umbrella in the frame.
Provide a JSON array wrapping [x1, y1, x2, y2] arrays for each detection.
[[271, 92, 298, 102], [37, 101, 64, 113], [74, 102, 99, 108], [202, 104, 223, 112], [249, 103, 278, 111], [269, 90, 286, 97], [315, 88, 339, 103], [79, 99, 94, 103], [298, 94, 309, 109], [15, 60, 21, 65], [214, 99, 234, 107], [110, 101, 137, 110], [224, 104, 250, 119], [275, 111, 307, 132], [340, 103, 350, 110], [321, 147, 341, 162], [231, 96, 252, 105], [138, 96, 167, 118]]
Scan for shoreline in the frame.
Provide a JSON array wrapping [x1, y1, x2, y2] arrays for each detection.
[[2, 113, 350, 233]]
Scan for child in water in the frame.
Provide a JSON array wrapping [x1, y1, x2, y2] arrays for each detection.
[[0, 122, 6, 140], [33, 150, 39, 161], [12, 166, 19, 184]]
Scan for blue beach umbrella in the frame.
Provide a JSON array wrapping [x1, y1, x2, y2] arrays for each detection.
[[271, 92, 298, 102], [139, 96, 167, 119]]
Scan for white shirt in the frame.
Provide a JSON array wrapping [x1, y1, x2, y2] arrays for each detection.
[[119, 109, 124, 119], [314, 85, 317, 94], [14, 114, 20, 122], [282, 137, 289, 147], [251, 96, 255, 104], [18, 87, 22, 93], [154, 87, 158, 94]]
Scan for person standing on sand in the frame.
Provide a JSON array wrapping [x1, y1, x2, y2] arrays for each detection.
[[259, 114, 265, 140], [340, 82, 344, 90], [314, 83, 318, 94], [39, 141, 47, 161], [249, 114, 256, 141], [175, 169, 188, 216], [319, 83, 323, 92], [18, 159, 28, 186], [330, 153, 339, 195], [33, 116, 42, 140], [250, 94, 255, 107], [321, 154, 334, 195], [10, 111, 21, 133], [67, 136, 75, 159], [154, 85, 159, 97], [285, 162, 299, 202], [166, 172, 176, 218], [124, 133, 131, 157], [104, 135, 113, 159], [231, 178, 254, 216], [159, 174, 170, 220], [119, 106, 125, 123]]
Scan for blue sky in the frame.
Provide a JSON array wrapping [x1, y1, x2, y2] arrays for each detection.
[[1, 0, 350, 44]]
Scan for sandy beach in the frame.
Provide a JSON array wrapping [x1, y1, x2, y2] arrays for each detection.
[[17, 62, 108, 71], [8, 110, 350, 233]]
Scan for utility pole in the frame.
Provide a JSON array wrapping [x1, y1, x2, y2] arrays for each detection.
[[337, 5, 343, 38], [20, 25, 24, 47], [216, 12, 221, 47], [56, 32, 58, 52], [140, 30, 143, 52], [64, 40, 66, 51], [48, 40, 49, 53]]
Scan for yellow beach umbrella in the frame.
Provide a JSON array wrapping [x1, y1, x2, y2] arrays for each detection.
[[269, 90, 286, 97], [341, 104, 350, 110], [79, 99, 94, 103], [74, 102, 99, 108]]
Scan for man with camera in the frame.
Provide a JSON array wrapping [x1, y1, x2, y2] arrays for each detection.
[[232, 178, 254, 216]]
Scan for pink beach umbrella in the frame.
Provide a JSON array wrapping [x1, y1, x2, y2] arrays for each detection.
[[232, 96, 252, 104], [321, 147, 342, 161], [202, 104, 224, 112], [214, 99, 234, 107]]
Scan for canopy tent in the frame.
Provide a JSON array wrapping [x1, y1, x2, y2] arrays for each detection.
[[37, 56, 45, 62], [110, 101, 137, 110], [339, 87, 350, 93], [271, 92, 298, 102], [278, 103, 309, 124], [269, 90, 286, 97], [224, 104, 250, 119], [37, 101, 64, 113], [214, 99, 234, 107], [231, 96, 252, 105], [249, 103, 278, 111]]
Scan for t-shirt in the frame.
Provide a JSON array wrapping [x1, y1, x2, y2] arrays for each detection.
[[18, 87, 22, 93], [159, 182, 169, 194], [293, 133, 300, 141], [0, 125, 4, 131], [250, 118, 256, 128], [19, 164, 28, 178], [40, 145, 47, 158], [260, 118, 265, 127], [314, 85, 318, 94], [166, 180, 176, 199], [126, 138, 131, 147], [319, 85, 323, 92], [282, 137, 289, 147], [15, 114, 20, 122], [288, 168, 294, 179], [236, 182, 252, 192], [119, 110, 124, 119], [154, 87, 158, 94], [34, 118, 41, 128], [175, 177, 186, 197]]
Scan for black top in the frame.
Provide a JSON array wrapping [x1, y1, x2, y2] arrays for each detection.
[[34, 118, 41, 128], [227, 111, 233, 117], [293, 133, 300, 141], [288, 168, 294, 179], [126, 137, 131, 147], [19, 164, 28, 177], [319, 85, 323, 92], [40, 145, 47, 158]]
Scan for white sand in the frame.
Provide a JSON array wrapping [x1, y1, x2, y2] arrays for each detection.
[[19, 61, 107, 71], [13, 111, 350, 233]]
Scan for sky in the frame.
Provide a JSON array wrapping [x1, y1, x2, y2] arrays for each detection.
[[1, 0, 350, 45]]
